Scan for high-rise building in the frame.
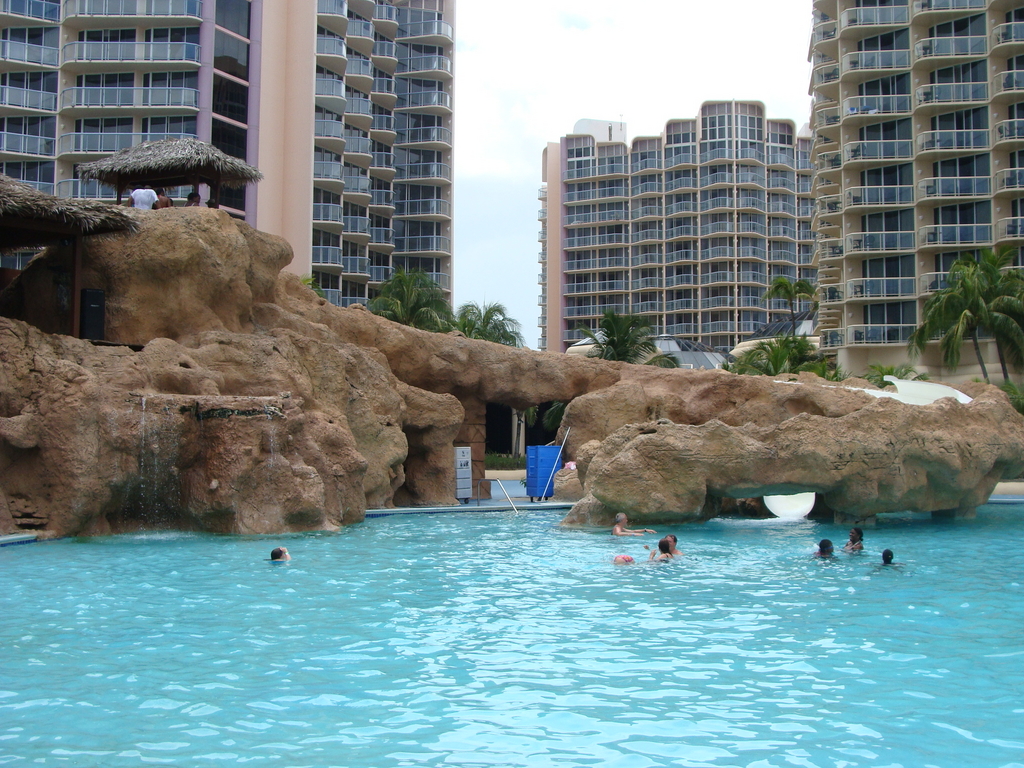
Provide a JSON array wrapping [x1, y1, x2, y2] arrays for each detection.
[[538, 104, 816, 354], [809, 0, 1022, 381], [0, 0, 454, 308]]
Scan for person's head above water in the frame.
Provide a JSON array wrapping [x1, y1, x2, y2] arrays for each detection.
[[614, 513, 627, 525], [817, 539, 834, 555], [270, 547, 290, 561], [849, 527, 863, 542], [882, 549, 894, 565], [658, 538, 672, 554], [666, 534, 678, 545]]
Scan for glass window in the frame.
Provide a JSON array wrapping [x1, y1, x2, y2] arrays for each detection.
[[214, 30, 249, 80], [216, 0, 250, 37], [212, 118, 246, 159], [212, 75, 247, 123]]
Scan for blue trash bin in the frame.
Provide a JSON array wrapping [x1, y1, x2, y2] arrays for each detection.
[[526, 445, 562, 500]]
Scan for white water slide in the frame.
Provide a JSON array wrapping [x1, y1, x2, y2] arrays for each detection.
[[762, 377, 972, 520]]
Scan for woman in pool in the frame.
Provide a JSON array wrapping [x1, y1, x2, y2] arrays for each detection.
[[648, 538, 675, 561], [612, 555, 635, 565], [814, 539, 834, 558], [843, 527, 864, 552]]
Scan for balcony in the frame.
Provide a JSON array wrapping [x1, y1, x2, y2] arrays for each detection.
[[914, 35, 986, 62], [666, 224, 698, 240], [919, 272, 948, 293], [632, 277, 664, 291], [394, 236, 451, 255], [995, 168, 1024, 192], [311, 202, 343, 225], [0, 131, 54, 156], [1, 0, 58, 22], [631, 228, 662, 243], [843, 139, 913, 163], [840, 5, 908, 31], [322, 292, 369, 309], [342, 134, 371, 155], [665, 323, 699, 335], [912, 0, 984, 15], [701, 296, 735, 309], [62, 0, 203, 23], [845, 231, 915, 253], [316, 34, 346, 62], [820, 285, 844, 304], [845, 185, 913, 208], [916, 82, 987, 108], [842, 95, 911, 119], [918, 176, 990, 199], [919, 224, 992, 246], [994, 119, 1024, 147], [816, 107, 841, 130], [997, 217, 1024, 241], [368, 265, 393, 283], [916, 129, 988, 154], [848, 325, 916, 345], [61, 41, 201, 67], [630, 204, 662, 220], [396, 90, 451, 114], [565, 255, 628, 271], [842, 49, 910, 76], [0, 40, 58, 68], [342, 215, 370, 236], [311, 248, 370, 275], [816, 151, 842, 172], [313, 159, 343, 183], [993, 71, 1024, 98], [702, 321, 736, 334], [0, 85, 56, 111], [631, 158, 662, 173], [665, 298, 698, 311], [397, 20, 454, 44], [846, 277, 916, 300], [59, 86, 199, 110], [398, 54, 452, 78], [665, 273, 697, 287], [372, 41, 397, 61], [315, 77, 347, 113], [565, 280, 628, 294], [57, 130, 191, 155], [371, 114, 395, 133], [665, 175, 697, 192], [395, 162, 451, 181], [738, 271, 768, 285], [370, 189, 393, 209], [700, 271, 735, 285], [342, 172, 370, 195], [993, 22, 1024, 50]]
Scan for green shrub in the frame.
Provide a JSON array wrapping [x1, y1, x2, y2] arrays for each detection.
[[484, 453, 526, 470]]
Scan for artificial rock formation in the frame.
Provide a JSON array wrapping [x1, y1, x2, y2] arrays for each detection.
[[2, 207, 1023, 538]]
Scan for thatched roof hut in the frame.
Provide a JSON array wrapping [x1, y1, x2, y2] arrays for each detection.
[[0, 174, 138, 251], [76, 137, 263, 207]]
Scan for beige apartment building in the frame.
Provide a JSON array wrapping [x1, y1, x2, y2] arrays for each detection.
[[0, 0, 454, 307], [538, 104, 816, 354], [810, 0, 1023, 381]]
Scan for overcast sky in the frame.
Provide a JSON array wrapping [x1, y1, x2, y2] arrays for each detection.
[[450, 0, 814, 348]]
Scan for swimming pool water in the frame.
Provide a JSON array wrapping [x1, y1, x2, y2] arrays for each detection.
[[2, 508, 1024, 767]]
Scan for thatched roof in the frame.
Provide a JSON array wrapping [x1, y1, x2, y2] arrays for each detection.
[[76, 137, 263, 192], [0, 175, 139, 251]]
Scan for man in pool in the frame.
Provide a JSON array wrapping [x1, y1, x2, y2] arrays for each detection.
[[612, 513, 655, 536], [270, 547, 290, 561], [881, 549, 902, 566]]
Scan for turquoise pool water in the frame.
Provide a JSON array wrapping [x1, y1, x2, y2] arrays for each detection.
[[2, 508, 1024, 767]]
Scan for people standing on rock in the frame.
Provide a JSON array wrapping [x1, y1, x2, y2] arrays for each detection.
[[153, 188, 173, 209], [843, 527, 864, 552], [814, 539, 834, 558], [184, 191, 201, 207], [128, 185, 158, 210], [612, 513, 655, 536], [270, 547, 290, 562]]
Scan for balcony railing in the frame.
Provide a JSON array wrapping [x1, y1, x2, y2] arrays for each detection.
[[840, 6, 908, 28], [842, 95, 911, 116], [918, 176, 990, 197], [912, 0, 984, 13], [845, 185, 914, 206], [57, 130, 191, 154], [665, 273, 698, 286], [0, 85, 56, 111], [995, 168, 1024, 191], [997, 217, 1024, 240], [316, 0, 347, 15], [846, 277, 916, 299], [820, 286, 844, 304], [1, 0, 59, 20], [373, 41, 397, 59], [920, 224, 992, 245], [915, 35, 986, 59], [993, 22, 1024, 47], [845, 231, 915, 252], [61, 40, 201, 64], [0, 131, 54, 156], [60, 86, 199, 109], [63, 0, 202, 19], [396, 126, 452, 146], [311, 248, 370, 275], [398, 54, 452, 75], [700, 271, 735, 285], [312, 202, 343, 223], [702, 321, 736, 334], [396, 91, 451, 110], [394, 198, 450, 218], [395, 162, 451, 181], [820, 329, 845, 348], [844, 139, 913, 162], [316, 35, 346, 58], [397, 20, 453, 41], [917, 129, 988, 152], [843, 49, 910, 72], [994, 71, 1024, 96], [0, 40, 58, 67], [917, 82, 988, 104], [394, 236, 452, 254], [566, 280, 627, 294], [848, 325, 916, 344], [322, 292, 369, 309]]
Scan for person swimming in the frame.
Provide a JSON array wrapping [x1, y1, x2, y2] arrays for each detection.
[[612, 554, 635, 565], [649, 538, 674, 561], [645, 534, 683, 557], [814, 539, 834, 558], [270, 547, 290, 562], [612, 512, 655, 536], [843, 527, 864, 552], [881, 549, 902, 566]]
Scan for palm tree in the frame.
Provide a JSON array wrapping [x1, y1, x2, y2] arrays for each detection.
[[862, 363, 929, 389], [454, 301, 524, 347], [763, 276, 817, 334], [368, 268, 453, 332], [724, 335, 818, 376], [578, 310, 679, 368], [909, 248, 1024, 384]]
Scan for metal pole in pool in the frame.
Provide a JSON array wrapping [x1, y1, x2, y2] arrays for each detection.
[[540, 427, 571, 502], [497, 474, 520, 514]]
